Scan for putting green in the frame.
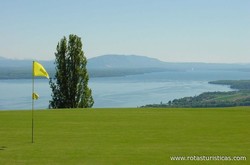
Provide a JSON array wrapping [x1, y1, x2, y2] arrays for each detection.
[[0, 108, 249, 164]]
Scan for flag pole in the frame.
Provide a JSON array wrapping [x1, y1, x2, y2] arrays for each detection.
[[32, 61, 35, 143], [31, 61, 49, 143]]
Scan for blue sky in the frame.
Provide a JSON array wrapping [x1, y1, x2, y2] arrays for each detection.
[[0, 0, 249, 63]]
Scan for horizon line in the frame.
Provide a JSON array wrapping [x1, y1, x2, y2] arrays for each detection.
[[1, 54, 250, 65]]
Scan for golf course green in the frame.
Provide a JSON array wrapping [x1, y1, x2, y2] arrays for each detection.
[[0, 107, 249, 164]]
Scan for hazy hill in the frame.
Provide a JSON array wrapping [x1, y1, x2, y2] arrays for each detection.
[[87, 54, 167, 68], [0, 55, 165, 69], [1, 55, 250, 79], [89, 55, 250, 71], [0, 55, 168, 79], [1, 54, 250, 70]]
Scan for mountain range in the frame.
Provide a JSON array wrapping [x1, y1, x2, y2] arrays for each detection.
[[0, 54, 166, 69], [1, 54, 250, 79]]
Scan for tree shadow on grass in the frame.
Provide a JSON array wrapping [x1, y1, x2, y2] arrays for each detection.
[[0, 146, 7, 151]]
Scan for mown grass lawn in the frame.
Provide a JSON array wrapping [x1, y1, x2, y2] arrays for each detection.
[[0, 107, 249, 164]]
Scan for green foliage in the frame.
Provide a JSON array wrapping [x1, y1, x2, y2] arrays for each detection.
[[142, 80, 250, 108], [0, 108, 249, 164], [170, 91, 250, 107], [49, 34, 94, 108]]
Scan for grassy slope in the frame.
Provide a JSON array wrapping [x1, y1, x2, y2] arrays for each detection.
[[0, 108, 249, 165]]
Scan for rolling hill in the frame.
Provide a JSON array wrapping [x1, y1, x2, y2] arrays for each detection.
[[87, 54, 167, 68], [0, 55, 168, 79]]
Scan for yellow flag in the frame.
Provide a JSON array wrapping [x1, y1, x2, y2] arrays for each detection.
[[33, 61, 49, 79], [32, 92, 39, 100]]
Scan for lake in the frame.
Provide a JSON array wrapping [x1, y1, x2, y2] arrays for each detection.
[[1, 70, 250, 110]]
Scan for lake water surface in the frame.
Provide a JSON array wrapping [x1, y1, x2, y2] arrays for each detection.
[[1, 70, 250, 110]]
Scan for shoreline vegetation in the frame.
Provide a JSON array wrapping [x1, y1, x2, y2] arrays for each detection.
[[141, 80, 250, 108]]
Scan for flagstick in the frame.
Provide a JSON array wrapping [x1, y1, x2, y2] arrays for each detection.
[[32, 61, 35, 143], [31, 61, 49, 143]]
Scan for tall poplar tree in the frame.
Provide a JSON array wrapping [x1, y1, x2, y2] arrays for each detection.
[[49, 34, 94, 108]]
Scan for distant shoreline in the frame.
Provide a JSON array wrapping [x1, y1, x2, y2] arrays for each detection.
[[142, 80, 250, 108]]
